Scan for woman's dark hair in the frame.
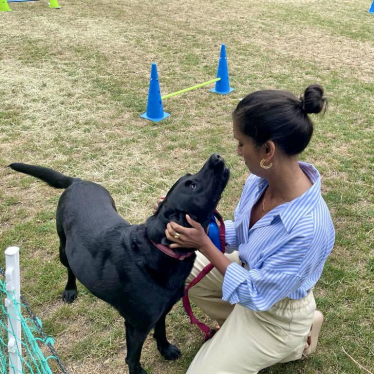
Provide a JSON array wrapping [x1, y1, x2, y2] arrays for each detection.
[[232, 84, 327, 155]]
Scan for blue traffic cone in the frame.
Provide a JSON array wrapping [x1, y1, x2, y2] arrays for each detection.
[[369, 0, 374, 13], [141, 63, 170, 122], [211, 44, 234, 95]]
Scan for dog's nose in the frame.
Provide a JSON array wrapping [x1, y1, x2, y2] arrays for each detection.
[[212, 153, 222, 164]]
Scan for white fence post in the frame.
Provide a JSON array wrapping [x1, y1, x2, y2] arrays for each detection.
[[5, 246, 22, 374]]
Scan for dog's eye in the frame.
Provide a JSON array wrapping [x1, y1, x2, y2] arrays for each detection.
[[185, 181, 197, 191]]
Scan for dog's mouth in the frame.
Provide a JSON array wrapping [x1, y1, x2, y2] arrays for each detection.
[[209, 154, 230, 205], [215, 167, 230, 197]]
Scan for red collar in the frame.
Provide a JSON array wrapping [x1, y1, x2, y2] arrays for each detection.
[[150, 240, 195, 261]]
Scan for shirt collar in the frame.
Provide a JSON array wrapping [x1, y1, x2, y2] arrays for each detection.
[[255, 162, 322, 233]]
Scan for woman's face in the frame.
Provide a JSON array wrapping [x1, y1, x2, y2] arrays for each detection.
[[233, 121, 263, 175]]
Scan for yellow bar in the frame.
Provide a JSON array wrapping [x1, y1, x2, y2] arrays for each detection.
[[162, 78, 221, 100]]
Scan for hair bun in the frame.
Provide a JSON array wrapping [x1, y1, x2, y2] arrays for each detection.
[[301, 84, 326, 114]]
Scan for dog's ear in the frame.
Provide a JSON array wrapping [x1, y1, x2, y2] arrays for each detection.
[[147, 206, 196, 246], [159, 210, 191, 246], [160, 236, 172, 246], [169, 210, 189, 228]]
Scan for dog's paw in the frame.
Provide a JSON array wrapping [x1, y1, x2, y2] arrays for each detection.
[[159, 343, 182, 361], [62, 289, 77, 303], [130, 368, 147, 374], [128, 363, 147, 374]]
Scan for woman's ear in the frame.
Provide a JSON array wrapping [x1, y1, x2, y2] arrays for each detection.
[[264, 140, 276, 159]]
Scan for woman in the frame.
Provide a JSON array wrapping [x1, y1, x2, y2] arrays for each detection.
[[164, 84, 335, 373]]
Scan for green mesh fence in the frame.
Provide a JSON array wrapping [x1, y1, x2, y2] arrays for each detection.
[[0, 267, 69, 374]]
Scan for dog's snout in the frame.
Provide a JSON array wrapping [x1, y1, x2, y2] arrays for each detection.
[[212, 153, 222, 164]]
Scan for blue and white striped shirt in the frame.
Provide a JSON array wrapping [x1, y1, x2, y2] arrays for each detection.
[[222, 162, 335, 311]]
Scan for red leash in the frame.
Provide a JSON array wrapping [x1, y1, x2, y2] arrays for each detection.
[[182, 210, 226, 341]]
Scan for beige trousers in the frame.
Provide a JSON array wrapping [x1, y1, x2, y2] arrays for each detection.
[[186, 251, 316, 374]]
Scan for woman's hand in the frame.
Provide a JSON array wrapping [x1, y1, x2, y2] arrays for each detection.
[[153, 196, 165, 214], [166, 214, 232, 275], [165, 215, 211, 253]]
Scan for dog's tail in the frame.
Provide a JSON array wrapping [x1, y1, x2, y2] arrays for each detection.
[[9, 163, 77, 189]]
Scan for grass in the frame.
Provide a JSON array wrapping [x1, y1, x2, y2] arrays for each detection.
[[1, 0, 373, 373]]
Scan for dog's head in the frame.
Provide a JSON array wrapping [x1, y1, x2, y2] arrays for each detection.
[[147, 153, 230, 247]]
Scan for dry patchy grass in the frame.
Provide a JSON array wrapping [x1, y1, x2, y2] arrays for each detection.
[[1, 0, 373, 373]]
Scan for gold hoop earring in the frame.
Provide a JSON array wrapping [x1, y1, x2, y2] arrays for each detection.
[[260, 159, 272, 169]]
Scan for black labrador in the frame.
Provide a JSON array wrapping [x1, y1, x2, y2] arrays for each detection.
[[9, 153, 229, 374]]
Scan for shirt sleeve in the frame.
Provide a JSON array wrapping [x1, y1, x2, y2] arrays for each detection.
[[224, 219, 239, 251], [222, 234, 312, 311]]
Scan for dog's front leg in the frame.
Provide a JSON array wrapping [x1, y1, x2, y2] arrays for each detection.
[[153, 311, 182, 360], [124, 320, 149, 374]]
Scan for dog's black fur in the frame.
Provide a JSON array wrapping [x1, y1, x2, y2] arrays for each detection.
[[9, 154, 229, 374]]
